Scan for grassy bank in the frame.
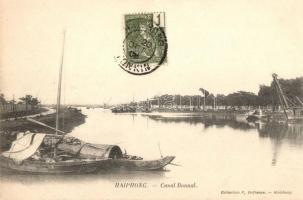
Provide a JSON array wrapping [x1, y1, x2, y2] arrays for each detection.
[[0, 107, 86, 151]]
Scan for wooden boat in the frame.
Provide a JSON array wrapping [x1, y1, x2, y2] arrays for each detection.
[[111, 106, 136, 113], [0, 132, 110, 174], [0, 132, 175, 174], [246, 108, 268, 122], [0, 155, 175, 174], [1, 145, 174, 174], [0, 156, 110, 174]]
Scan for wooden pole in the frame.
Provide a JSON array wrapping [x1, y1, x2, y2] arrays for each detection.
[[27, 118, 66, 134], [12, 94, 15, 112], [198, 96, 200, 109], [180, 95, 181, 110], [54, 30, 66, 157], [158, 97, 160, 108], [203, 93, 205, 111]]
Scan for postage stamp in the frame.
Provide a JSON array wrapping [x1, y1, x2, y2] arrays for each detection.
[[118, 12, 167, 75]]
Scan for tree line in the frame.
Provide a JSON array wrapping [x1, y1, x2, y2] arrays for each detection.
[[142, 76, 303, 108], [0, 94, 40, 106]]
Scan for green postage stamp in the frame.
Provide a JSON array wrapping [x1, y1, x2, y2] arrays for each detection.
[[119, 12, 167, 75]]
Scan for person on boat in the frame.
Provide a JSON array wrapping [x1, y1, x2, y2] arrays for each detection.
[[123, 149, 130, 159]]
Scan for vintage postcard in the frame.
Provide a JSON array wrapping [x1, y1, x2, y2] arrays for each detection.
[[0, 0, 302, 200]]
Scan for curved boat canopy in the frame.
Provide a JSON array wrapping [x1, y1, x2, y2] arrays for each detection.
[[57, 140, 123, 159]]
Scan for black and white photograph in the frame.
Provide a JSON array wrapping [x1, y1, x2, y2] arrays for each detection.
[[0, 0, 302, 199]]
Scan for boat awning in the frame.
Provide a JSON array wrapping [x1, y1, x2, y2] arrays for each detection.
[[57, 141, 123, 159], [2, 133, 46, 161], [79, 143, 123, 159]]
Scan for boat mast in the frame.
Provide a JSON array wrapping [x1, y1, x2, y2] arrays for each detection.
[[272, 73, 289, 119], [54, 30, 66, 157]]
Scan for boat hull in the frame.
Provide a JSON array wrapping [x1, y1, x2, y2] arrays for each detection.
[[111, 156, 175, 171], [246, 114, 268, 122], [0, 156, 111, 174], [0, 156, 175, 174]]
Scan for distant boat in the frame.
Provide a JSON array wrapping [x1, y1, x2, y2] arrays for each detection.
[[111, 106, 136, 113], [246, 108, 267, 122]]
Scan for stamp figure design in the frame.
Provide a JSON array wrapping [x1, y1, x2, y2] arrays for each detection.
[[119, 12, 167, 75]]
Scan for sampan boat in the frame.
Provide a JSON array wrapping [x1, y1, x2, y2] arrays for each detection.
[[0, 132, 175, 174]]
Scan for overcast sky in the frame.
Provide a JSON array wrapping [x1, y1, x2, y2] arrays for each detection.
[[1, 0, 302, 104]]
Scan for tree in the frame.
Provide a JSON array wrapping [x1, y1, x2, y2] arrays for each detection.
[[30, 97, 40, 106], [216, 94, 227, 107], [271, 76, 303, 106], [0, 93, 7, 104], [256, 76, 303, 107], [19, 95, 40, 110], [225, 91, 259, 107], [199, 88, 209, 97]]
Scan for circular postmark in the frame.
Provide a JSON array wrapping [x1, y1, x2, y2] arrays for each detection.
[[118, 17, 167, 75], [126, 30, 157, 64]]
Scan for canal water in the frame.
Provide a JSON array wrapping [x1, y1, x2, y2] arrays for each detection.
[[1, 108, 303, 200]]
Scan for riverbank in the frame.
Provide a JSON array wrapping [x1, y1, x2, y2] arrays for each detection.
[[0, 107, 48, 120], [0, 107, 86, 151], [152, 109, 248, 114]]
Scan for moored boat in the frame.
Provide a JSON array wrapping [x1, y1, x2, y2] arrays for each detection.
[[0, 132, 175, 174], [111, 106, 136, 113], [246, 108, 267, 122]]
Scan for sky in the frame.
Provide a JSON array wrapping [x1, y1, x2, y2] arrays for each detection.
[[0, 0, 302, 104]]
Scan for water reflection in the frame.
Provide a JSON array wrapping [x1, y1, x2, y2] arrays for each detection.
[[256, 122, 303, 144], [144, 113, 255, 131], [0, 168, 167, 184], [144, 113, 303, 144], [256, 122, 303, 166], [144, 113, 303, 166]]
